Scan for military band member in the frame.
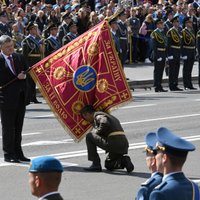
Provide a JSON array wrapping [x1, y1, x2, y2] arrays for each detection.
[[109, 18, 122, 59], [117, 11, 128, 67], [22, 22, 43, 104], [196, 30, 200, 89], [44, 23, 61, 57], [151, 19, 168, 92], [62, 21, 78, 45], [163, 11, 173, 35], [127, 7, 140, 63], [167, 16, 183, 91], [58, 12, 72, 42], [182, 17, 197, 90], [136, 132, 163, 200], [0, 11, 11, 36]]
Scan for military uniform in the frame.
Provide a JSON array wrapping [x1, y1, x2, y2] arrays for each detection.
[[136, 132, 163, 200], [136, 172, 163, 200], [81, 105, 134, 173], [62, 22, 78, 45], [117, 13, 128, 67], [151, 19, 167, 92], [22, 22, 42, 103], [44, 23, 61, 57], [44, 36, 61, 56], [182, 17, 196, 90], [166, 16, 182, 91], [196, 30, 200, 88], [149, 127, 199, 200]]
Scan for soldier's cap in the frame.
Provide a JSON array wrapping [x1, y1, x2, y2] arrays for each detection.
[[62, 12, 71, 20], [166, 10, 173, 17], [145, 132, 157, 155], [156, 127, 195, 157], [155, 18, 164, 25], [118, 9, 126, 17], [171, 16, 179, 23], [68, 21, 77, 29], [109, 18, 118, 25], [64, 4, 71, 11], [71, 3, 80, 11], [26, 22, 37, 31], [0, 11, 7, 18], [47, 23, 58, 31], [29, 156, 63, 173], [183, 16, 192, 25]]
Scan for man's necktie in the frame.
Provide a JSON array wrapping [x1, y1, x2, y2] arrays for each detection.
[[8, 56, 16, 75]]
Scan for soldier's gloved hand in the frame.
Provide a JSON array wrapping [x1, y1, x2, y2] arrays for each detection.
[[157, 57, 162, 61], [182, 56, 187, 60], [168, 56, 173, 60]]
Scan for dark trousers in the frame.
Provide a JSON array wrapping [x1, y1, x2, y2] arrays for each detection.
[[86, 132, 128, 169], [131, 36, 139, 62], [27, 74, 37, 102], [119, 39, 128, 66], [183, 55, 195, 88], [168, 59, 180, 89], [153, 59, 165, 89], [0, 93, 26, 158]]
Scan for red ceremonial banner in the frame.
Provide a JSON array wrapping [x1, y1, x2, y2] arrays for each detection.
[[30, 20, 132, 142]]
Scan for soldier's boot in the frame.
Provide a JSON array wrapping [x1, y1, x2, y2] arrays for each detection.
[[121, 155, 134, 173]]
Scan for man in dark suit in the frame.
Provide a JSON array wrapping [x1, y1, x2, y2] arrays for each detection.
[[149, 127, 199, 200], [80, 105, 134, 173], [136, 132, 163, 200], [0, 35, 30, 163], [29, 156, 64, 200]]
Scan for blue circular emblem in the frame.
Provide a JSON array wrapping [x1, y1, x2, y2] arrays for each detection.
[[73, 66, 97, 92]]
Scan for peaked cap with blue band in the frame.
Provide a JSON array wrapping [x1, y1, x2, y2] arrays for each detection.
[[156, 127, 195, 157], [29, 156, 63, 173], [145, 132, 157, 155]]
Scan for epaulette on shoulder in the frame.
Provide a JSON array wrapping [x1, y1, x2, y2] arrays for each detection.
[[141, 178, 155, 186], [154, 181, 167, 190]]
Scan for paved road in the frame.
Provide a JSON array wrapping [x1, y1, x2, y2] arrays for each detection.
[[0, 87, 200, 200]]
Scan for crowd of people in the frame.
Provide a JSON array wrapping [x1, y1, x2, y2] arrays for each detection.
[[0, 0, 200, 92]]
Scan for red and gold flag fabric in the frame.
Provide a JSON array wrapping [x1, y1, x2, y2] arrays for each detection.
[[30, 20, 132, 142]]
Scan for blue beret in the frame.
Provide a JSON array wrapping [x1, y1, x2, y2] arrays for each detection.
[[29, 156, 63, 173], [64, 4, 71, 10], [71, 3, 80, 11], [145, 132, 157, 154], [156, 127, 195, 157]]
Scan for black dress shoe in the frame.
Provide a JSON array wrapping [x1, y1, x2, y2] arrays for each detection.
[[154, 88, 160, 92], [170, 87, 183, 91], [185, 87, 197, 90], [18, 156, 30, 162], [122, 155, 134, 173], [84, 164, 102, 172], [4, 157, 20, 163], [160, 88, 168, 92]]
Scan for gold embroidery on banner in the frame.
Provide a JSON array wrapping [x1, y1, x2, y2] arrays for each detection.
[[87, 42, 99, 56], [35, 66, 42, 74], [97, 79, 108, 93], [53, 67, 67, 80], [72, 100, 84, 115]]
